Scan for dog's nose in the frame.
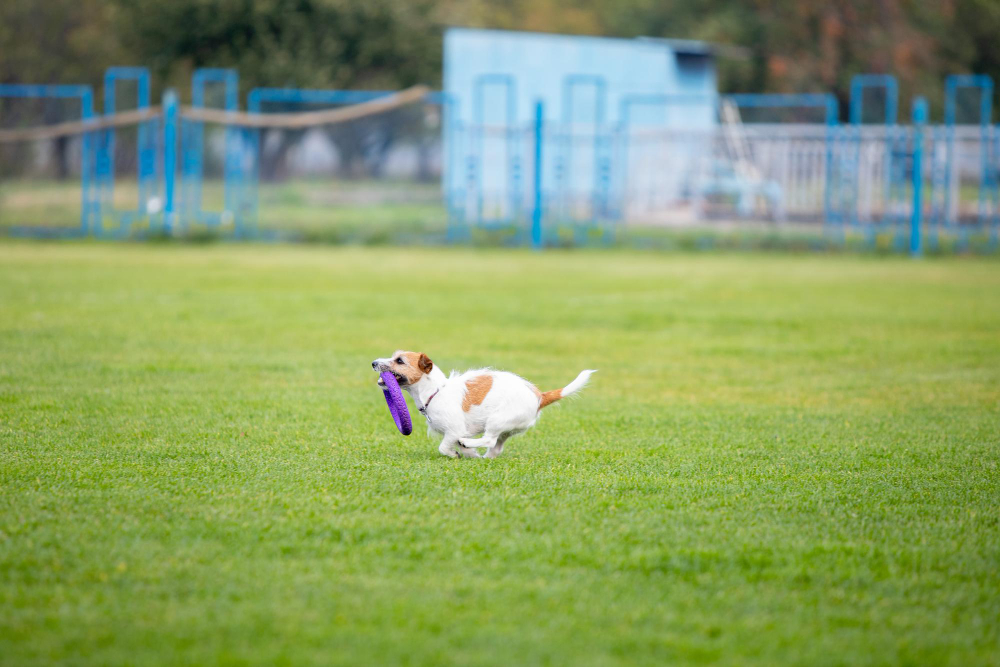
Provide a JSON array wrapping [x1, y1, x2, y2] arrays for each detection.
[[372, 360, 378, 369]]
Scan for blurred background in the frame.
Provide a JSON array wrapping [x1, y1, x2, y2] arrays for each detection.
[[2, 0, 1000, 251], [3, 5, 1000, 664]]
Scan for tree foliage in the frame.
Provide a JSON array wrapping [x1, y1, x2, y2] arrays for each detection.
[[2, 0, 1000, 119]]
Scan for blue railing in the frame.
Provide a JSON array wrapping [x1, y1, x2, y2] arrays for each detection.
[[2, 67, 998, 253]]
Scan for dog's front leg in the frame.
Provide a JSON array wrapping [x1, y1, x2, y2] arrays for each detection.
[[438, 434, 479, 459]]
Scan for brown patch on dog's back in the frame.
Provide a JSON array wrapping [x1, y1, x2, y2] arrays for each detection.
[[462, 375, 493, 411]]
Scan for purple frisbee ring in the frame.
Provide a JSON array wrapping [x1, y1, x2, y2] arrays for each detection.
[[380, 371, 412, 436]]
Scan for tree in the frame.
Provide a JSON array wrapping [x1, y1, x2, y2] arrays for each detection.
[[0, 0, 124, 178], [114, 0, 442, 97]]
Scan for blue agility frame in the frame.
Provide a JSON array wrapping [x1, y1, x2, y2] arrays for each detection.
[[0, 83, 98, 235], [849, 74, 899, 125], [558, 75, 610, 225], [942, 74, 995, 248], [725, 94, 839, 228], [245, 87, 394, 236], [470, 74, 519, 227], [245, 87, 456, 238], [98, 67, 156, 235], [181, 68, 242, 230], [616, 93, 718, 227], [910, 97, 929, 257], [848, 74, 904, 239]]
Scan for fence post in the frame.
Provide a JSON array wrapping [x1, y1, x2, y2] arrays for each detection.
[[823, 96, 838, 230], [80, 88, 97, 236], [531, 100, 544, 249], [910, 97, 928, 257], [162, 89, 179, 234]]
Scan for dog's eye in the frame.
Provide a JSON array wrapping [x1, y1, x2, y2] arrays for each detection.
[[395, 357, 404, 364]]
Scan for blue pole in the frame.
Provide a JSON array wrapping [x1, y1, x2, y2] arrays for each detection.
[[531, 100, 544, 250], [824, 96, 838, 232], [102, 67, 153, 231], [978, 79, 993, 231], [162, 89, 179, 234], [80, 89, 96, 235], [911, 97, 927, 257]]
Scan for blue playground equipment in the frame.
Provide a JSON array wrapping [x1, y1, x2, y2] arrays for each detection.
[[246, 87, 396, 235], [469, 73, 520, 227], [453, 71, 616, 241], [848, 74, 906, 243], [910, 97, 929, 257], [97, 67, 156, 236], [725, 93, 839, 225], [180, 68, 245, 231], [244, 86, 455, 238], [532, 100, 545, 249], [6, 55, 1000, 254], [0, 83, 99, 235], [162, 89, 179, 234], [940, 75, 996, 248], [442, 29, 720, 236], [559, 75, 609, 222], [617, 92, 718, 225]]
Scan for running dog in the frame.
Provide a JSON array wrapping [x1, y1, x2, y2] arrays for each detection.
[[372, 351, 594, 458]]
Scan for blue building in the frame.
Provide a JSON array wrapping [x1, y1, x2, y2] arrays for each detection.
[[442, 28, 720, 224]]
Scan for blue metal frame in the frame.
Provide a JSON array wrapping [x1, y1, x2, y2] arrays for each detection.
[[162, 89, 179, 234], [0, 83, 98, 235], [245, 87, 398, 235], [532, 100, 545, 249], [181, 68, 241, 230], [849, 75, 898, 125], [244, 87, 455, 237], [617, 93, 718, 223], [726, 93, 837, 121], [910, 97, 928, 257], [422, 91, 463, 242], [559, 75, 610, 224], [98, 67, 155, 235], [471, 74, 519, 226], [942, 74, 995, 246], [849, 74, 902, 237], [726, 93, 840, 227]]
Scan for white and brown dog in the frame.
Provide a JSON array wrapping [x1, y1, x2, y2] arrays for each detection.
[[373, 351, 595, 458]]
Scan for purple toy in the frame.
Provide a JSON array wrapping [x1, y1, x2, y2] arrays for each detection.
[[379, 371, 412, 435]]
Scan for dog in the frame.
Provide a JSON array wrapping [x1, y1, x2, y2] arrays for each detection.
[[372, 351, 595, 458]]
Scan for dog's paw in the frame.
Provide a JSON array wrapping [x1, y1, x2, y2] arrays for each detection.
[[456, 443, 480, 459]]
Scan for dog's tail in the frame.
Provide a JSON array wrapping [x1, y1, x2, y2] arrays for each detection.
[[539, 369, 596, 409]]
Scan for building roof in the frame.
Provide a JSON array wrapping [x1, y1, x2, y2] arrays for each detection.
[[444, 27, 747, 60]]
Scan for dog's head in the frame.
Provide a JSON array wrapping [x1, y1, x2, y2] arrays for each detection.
[[372, 350, 434, 388]]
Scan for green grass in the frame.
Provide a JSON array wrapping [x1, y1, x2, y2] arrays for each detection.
[[0, 180, 83, 229], [0, 179, 449, 240], [5, 180, 999, 254], [1, 242, 999, 665]]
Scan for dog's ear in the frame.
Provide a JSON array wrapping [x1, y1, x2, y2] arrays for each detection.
[[418, 353, 434, 374]]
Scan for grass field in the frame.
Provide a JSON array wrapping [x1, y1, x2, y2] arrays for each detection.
[[1, 242, 999, 665], [0, 180, 449, 241]]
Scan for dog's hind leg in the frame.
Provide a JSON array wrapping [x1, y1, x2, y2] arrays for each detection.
[[456, 443, 480, 458], [458, 431, 500, 451], [439, 435, 480, 459], [484, 432, 511, 459]]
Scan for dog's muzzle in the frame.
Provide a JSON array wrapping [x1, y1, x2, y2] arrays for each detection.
[[372, 359, 401, 387]]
